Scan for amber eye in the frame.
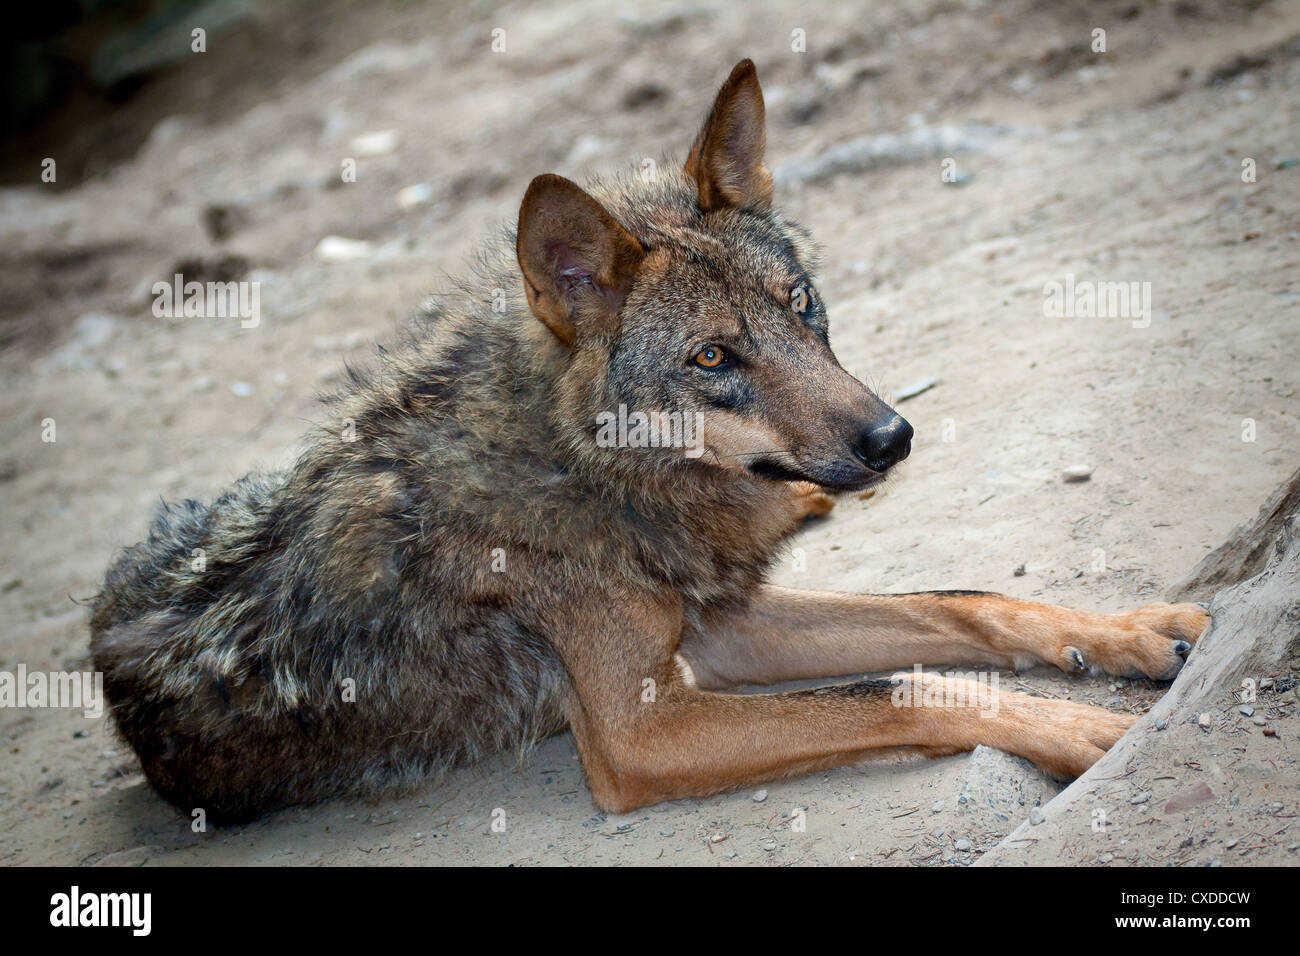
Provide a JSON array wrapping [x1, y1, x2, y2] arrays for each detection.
[[693, 346, 727, 369]]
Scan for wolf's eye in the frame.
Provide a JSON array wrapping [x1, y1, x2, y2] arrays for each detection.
[[789, 282, 814, 315], [693, 346, 727, 369]]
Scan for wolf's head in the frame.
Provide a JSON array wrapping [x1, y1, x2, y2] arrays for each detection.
[[516, 60, 910, 493]]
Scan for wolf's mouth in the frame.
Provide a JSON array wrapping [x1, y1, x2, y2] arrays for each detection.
[[747, 458, 884, 493]]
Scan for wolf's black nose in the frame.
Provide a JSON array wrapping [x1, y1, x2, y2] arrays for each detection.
[[853, 415, 913, 473]]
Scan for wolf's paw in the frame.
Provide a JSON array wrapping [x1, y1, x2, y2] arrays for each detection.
[[1056, 602, 1210, 681], [790, 481, 834, 521], [1010, 698, 1137, 779]]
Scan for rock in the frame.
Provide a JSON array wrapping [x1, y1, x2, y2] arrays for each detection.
[[1197, 712, 1212, 730], [350, 129, 400, 157], [958, 746, 1063, 830], [564, 135, 608, 168], [1013, 563, 1026, 577], [761, 840, 777, 852], [40, 314, 122, 374], [752, 789, 768, 803], [931, 801, 944, 813], [1240, 705, 1254, 716], [1029, 806, 1046, 825], [396, 183, 434, 208], [773, 124, 1027, 187], [230, 381, 254, 397], [202, 203, 249, 242], [617, 8, 714, 37], [1010, 73, 1035, 95], [954, 838, 972, 851], [1130, 791, 1151, 805], [1062, 465, 1094, 483], [315, 236, 375, 261]]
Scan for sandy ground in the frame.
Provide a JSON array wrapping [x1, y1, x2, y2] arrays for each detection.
[[1, 0, 1298, 866]]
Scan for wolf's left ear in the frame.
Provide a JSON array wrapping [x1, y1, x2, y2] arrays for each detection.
[[685, 59, 773, 212], [516, 174, 646, 347]]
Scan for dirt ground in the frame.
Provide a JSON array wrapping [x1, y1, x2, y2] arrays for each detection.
[[1, 0, 1298, 866]]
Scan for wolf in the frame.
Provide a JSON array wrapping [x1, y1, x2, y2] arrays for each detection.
[[90, 60, 1208, 823]]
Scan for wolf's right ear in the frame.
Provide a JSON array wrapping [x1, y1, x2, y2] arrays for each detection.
[[684, 59, 773, 212], [516, 174, 645, 347]]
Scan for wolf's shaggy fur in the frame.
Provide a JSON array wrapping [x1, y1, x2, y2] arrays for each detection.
[[90, 164, 827, 822]]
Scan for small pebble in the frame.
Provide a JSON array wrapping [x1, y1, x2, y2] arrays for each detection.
[[1239, 705, 1254, 716], [396, 183, 434, 208], [350, 129, 400, 156], [315, 236, 375, 261], [1029, 807, 1046, 825], [752, 789, 768, 803], [1131, 791, 1151, 805], [1062, 465, 1093, 483], [954, 838, 972, 852], [931, 801, 944, 813], [1197, 712, 1212, 730]]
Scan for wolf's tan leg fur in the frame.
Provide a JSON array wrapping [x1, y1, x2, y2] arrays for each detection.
[[551, 588, 1136, 814], [678, 586, 1210, 689]]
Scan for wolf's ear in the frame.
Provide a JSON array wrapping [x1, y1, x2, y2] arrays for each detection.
[[516, 174, 645, 347], [684, 59, 773, 212]]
